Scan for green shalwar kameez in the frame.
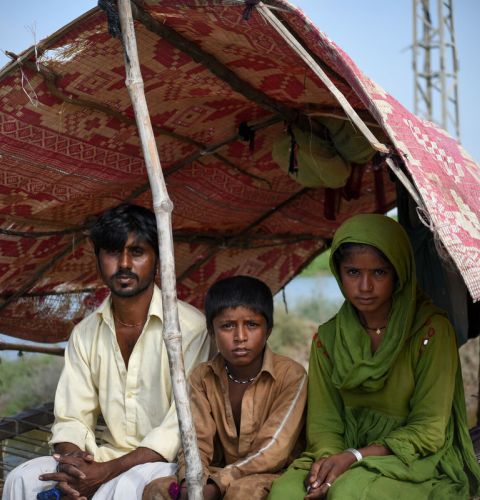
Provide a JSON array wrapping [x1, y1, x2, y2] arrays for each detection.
[[269, 215, 480, 499]]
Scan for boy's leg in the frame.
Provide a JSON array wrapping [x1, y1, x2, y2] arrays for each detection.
[[2, 456, 57, 500], [223, 473, 279, 500], [267, 467, 309, 500], [93, 462, 176, 500]]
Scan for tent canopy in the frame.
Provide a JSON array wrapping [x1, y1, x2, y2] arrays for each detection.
[[0, 0, 479, 343]]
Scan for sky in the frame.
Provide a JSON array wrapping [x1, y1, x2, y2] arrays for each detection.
[[0, 0, 479, 162]]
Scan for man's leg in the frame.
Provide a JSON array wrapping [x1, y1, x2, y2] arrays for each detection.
[[2, 456, 57, 500], [93, 462, 177, 500]]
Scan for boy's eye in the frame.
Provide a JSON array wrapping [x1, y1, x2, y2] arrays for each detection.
[[246, 321, 260, 328], [220, 322, 235, 329]]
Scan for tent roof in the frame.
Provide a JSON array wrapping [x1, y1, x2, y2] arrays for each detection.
[[0, 0, 479, 343]]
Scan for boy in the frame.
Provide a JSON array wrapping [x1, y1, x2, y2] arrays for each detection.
[[143, 275, 307, 500]]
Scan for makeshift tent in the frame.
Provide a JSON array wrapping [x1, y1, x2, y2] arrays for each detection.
[[0, 0, 479, 346]]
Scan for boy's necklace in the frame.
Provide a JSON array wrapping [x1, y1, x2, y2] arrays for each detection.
[[224, 363, 259, 384]]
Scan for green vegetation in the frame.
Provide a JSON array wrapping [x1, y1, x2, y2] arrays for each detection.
[[0, 354, 64, 416], [300, 249, 331, 277]]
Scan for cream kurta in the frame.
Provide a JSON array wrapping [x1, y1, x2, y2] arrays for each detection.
[[50, 285, 211, 463]]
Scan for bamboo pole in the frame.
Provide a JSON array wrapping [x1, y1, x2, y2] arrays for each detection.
[[0, 341, 64, 356], [116, 1, 203, 498], [256, 2, 388, 154]]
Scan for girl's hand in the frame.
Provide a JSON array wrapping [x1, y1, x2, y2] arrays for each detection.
[[304, 452, 356, 499]]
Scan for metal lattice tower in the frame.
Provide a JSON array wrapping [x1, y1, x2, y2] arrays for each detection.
[[412, 0, 460, 139]]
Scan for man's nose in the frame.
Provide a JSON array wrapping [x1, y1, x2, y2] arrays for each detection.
[[118, 249, 132, 269]]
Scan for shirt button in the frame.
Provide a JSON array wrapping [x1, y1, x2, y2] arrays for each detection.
[[127, 392, 133, 398]]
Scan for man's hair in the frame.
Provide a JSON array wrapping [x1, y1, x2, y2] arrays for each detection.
[[90, 204, 158, 256], [204, 275, 274, 332]]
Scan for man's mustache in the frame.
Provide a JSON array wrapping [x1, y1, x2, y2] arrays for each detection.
[[112, 270, 138, 280]]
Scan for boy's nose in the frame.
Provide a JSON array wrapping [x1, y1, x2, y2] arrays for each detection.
[[234, 326, 248, 342]]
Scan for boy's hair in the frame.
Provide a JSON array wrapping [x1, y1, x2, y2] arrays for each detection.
[[204, 275, 274, 332], [90, 204, 159, 257]]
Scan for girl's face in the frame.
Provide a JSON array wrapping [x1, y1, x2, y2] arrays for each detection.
[[338, 246, 396, 321], [212, 306, 270, 374]]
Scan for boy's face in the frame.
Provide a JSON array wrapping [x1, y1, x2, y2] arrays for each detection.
[[212, 306, 270, 373]]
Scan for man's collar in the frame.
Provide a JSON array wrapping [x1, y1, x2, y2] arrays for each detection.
[[97, 284, 164, 325]]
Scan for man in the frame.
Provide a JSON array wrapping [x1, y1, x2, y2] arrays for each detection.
[[3, 204, 211, 500]]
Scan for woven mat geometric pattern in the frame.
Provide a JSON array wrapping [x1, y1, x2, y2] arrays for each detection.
[[0, 1, 478, 342]]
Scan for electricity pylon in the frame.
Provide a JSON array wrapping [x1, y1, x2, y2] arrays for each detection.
[[412, 0, 460, 140]]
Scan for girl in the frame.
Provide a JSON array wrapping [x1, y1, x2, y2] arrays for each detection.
[[269, 214, 480, 499]]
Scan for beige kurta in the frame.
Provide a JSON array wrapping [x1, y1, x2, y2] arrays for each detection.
[[50, 285, 211, 463]]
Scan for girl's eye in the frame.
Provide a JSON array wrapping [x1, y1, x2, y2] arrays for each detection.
[[346, 268, 359, 276], [374, 269, 387, 277]]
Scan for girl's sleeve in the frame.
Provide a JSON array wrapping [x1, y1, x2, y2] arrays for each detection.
[[380, 315, 458, 464], [303, 331, 345, 462]]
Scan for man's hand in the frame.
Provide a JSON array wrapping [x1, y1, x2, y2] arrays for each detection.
[[304, 452, 356, 499], [40, 455, 110, 500]]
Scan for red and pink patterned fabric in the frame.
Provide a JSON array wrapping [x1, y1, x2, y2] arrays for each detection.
[[0, 1, 477, 342]]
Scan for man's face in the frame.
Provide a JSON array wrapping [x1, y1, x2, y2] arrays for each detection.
[[97, 232, 157, 298]]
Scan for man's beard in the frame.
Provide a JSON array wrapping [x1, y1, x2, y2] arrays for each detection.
[[105, 269, 156, 298]]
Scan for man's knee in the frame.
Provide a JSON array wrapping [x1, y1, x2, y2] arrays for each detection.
[[2, 456, 56, 499], [224, 473, 279, 500], [142, 475, 177, 500]]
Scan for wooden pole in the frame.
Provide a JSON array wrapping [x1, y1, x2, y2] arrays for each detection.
[[117, 1, 203, 498], [0, 341, 65, 356]]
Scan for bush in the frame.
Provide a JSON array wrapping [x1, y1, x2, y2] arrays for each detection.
[[0, 354, 64, 416]]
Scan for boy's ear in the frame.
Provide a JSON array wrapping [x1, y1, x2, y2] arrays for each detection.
[[266, 327, 273, 340]]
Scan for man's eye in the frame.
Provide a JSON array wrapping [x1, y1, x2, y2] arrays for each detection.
[[131, 247, 144, 256]]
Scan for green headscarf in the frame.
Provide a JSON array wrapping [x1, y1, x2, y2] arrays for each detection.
[[329, 214, 441, 392]]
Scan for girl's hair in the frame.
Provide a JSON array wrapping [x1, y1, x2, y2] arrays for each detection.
[[332, 242, 391, 271], [204, 275, 273, 332], [90, 204, 159, 257]]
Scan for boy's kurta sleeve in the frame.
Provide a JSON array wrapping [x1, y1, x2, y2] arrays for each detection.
[[210, 361, 307, 495], [297, 331, 345, 466], [176, 365, 217, 484], [380, 316, 458, 464]]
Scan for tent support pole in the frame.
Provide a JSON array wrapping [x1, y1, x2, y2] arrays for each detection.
[[117, 1, 203, 499], [257, 2, 388, 154]]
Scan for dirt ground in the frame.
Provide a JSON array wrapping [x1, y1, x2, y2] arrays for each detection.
[[460, 336, 479, 427]]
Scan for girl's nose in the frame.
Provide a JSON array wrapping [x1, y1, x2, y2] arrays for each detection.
[[359, 274, 373, 292]]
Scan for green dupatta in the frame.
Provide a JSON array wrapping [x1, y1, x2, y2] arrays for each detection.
[[328, 214, 480, 493]]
